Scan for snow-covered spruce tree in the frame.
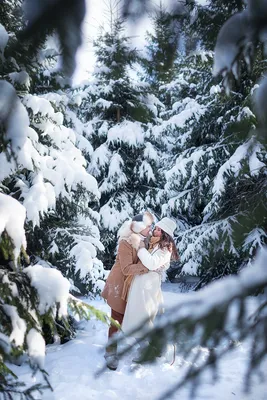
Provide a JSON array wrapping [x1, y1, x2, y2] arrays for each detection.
[[20, 85, 106, 296], [0, 2, 115, 395], [0, 0, 106, 296], [0, 193, 70, 398], [156, 2, 267, 286], [0, 192, 110, 399], [141, 2, 181, 98], [114, 3, 267, 397], [188, 0, 245, 50], [78, 16, 163, 268]]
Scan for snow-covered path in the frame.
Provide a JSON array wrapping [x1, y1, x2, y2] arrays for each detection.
[[12, 283, 267, 400]]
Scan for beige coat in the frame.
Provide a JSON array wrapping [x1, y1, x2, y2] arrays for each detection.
[[101, 222, 148, 314]]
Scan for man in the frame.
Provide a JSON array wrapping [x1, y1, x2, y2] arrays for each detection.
[[101, 211, 154, 370]]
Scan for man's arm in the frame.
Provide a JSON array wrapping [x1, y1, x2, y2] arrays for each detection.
[[118, 240, 148, 276]]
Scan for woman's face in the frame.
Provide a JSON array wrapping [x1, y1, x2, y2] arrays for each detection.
[[153, 226, 162, 238]]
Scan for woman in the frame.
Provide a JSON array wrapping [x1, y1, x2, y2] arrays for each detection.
[[101, 211, 154, 370], [121, 217, 179, 339]]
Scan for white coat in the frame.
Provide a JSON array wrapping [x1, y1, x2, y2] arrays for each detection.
[[121, 245, 171, 338]]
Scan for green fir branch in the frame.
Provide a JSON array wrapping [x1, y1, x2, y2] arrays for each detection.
[[68, 294, 121, 329]]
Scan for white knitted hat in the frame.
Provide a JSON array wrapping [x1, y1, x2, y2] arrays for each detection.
[[131, 211, 154, 233], [155, 217, 176, 238]]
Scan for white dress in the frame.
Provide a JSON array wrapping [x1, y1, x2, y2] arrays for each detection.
[[122, 245, 171, 338]]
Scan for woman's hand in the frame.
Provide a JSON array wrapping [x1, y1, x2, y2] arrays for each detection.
[[139, 241, 146, 249]]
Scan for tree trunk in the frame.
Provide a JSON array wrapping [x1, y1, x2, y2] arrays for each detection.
[[116, 107, 120, 122]]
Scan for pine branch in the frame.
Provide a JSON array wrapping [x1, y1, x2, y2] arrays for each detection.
[[4, 0, 86, 78], [68, 294, 120, 329], [0, 362, 51, 400]]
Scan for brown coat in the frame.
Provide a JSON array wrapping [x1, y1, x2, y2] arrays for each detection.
[[101, 239, 148, 314]]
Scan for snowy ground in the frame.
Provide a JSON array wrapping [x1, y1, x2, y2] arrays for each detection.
[[11, 283, 267, 400]]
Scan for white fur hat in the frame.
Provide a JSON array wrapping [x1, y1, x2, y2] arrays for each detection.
[[155, 217, 176, 238], [131, 211, 154, 233]]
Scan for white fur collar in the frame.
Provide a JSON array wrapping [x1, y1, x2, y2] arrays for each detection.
[[118, 220, 142, 250]]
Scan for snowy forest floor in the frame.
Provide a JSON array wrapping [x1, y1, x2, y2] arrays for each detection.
[[11, 283, 267, 400]]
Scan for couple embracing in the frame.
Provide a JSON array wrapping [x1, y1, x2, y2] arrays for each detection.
[[102, 212, 179, 370]]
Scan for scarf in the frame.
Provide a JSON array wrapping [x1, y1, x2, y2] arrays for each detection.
[[148, 236, 161, 252]]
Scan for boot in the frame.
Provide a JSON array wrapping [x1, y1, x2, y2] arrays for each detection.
[[104, 344, 119, 371], [104, 352, 119, 370]]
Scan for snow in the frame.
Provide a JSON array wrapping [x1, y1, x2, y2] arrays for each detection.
[[144, 142, 158, 161], [70, 241, 96, 278], [210, 84, 221, 95], [76, 133, 94, 154], [178, 219, 236, 275], [7, 98, 30, 148], [3, 305, 27, 347], [212, 142, 249, 192], [9, 71, 31, 89], [24, 94, 55, 116], [196, 0, 209, 5], [153, 98, 205, 137], [100, 195, 133, 231], [0, 152, 15, 181], [253, 75, 267, 125], [139, 160, 156, 182], [20, 173, 56, 226], [213, 11, 249, 77], [0, 23, 9, 54], [249, 143, 265, 175], [95, 98, 113, 109], [0, 81, 29, 150], [0, 193, 27, 266], [108, 154, 125, 179], [10, 283, 267, 400], [0, 331, 10, 354], [0, 80, 103, 284], [243, 228, 267, 255], [89, 144, 111, 177], [107, 121, 144, 147], [26, 328, 46, 369], [2, 274, 19, 297], [168, 248, 267, 321], [24, 264, 70, 318], [100, 153, 128, 193], [203, 138, 262, 216], [5, 92, 99, 226]]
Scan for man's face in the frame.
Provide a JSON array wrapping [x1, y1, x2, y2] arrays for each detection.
[[153, 226, 162, 237], [140, 225, 151, 237]]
